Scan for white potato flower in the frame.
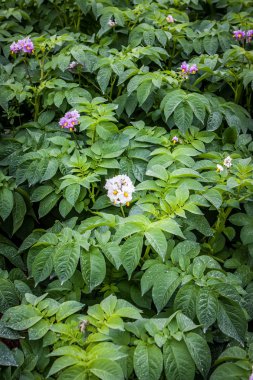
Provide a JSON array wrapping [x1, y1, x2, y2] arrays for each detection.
[[223, 156, 232, 168], [105, 175, 135, 206], [216, 164, 224, 173]]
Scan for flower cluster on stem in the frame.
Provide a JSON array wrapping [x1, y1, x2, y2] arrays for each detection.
[[105, 175, 135, 206], [59, 110, 80, 131], [10, 37, 34, 54]]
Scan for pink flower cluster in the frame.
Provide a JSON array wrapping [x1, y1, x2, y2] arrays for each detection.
[[233, 29, 253, 42], [59, 110, 80, 131], [10, 37, 34, 54], [180, 62, 198, 75]]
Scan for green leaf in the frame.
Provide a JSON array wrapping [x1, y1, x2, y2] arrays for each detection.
[[152, 271, 180, 313], [53, 242, 80, 284], [174, 285, 198, 320], [196, 288, 218, 329], [207, 111, 223, 131], [174, 102, 193, 133], [134, 342, 163, 380], [80, 247, 106, 292], [89, 359, 124, 380], [31, 186, 54, 202], [0, 321, 21, 339], [150, 218, 184, 238], [32, 246, 54, 285], [56, 301, 83, 322], [163, 340, 195, 380], [204, 35, 218, 55], [163, 90, 184, 120], [203, 188, 223, 209], [137, 80, 152, 106], [0, 279, 20, 312], [12, 192, 26, 234], [57, 366, 88, 380], [97, 67, 112, 93], [0, 188, 14, 220], [145, 228, 167, 261], [65, 184, 81, 206], [48, 356, 81, 377], [0, 342, 18, 366], [210, 363, 248, 380], [2, 305, 42, 330], [184, 332, 211, 377], [39, 192, 60, 218], [121, 235, 143, 279], [146, 164, 168, 181], [28, 319, 50, 340], [187, 94, 206, 124], [217, 298, 247, 344]]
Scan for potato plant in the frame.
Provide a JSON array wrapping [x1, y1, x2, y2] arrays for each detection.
[[0, 0, 253, 379]]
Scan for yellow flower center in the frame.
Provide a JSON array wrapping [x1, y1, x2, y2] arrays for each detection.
[[113, 190, 118, 195], [124, 192, 129, 198]]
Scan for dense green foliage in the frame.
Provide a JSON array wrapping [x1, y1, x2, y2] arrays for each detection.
[[0, 0, 253, 379]]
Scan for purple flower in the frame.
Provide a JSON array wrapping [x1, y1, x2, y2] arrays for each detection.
[[21, 38, 34, 53], [189, 64, 198, 74], [233, 30, 246, 40], [10, 42, 21, 54], [59, 109, 80, 131], [68, 61, 79, 70], [246, 30, 253, 42], [10, 37, 34, 54], [172, 136, 179, 144], [181, 62, 189, 73], [166, 15, 174, 23], [249, 370, 253, 380]]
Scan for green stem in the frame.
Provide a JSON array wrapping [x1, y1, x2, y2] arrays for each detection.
[[72, 131, 81, 150], [120, 205, 125, 218]]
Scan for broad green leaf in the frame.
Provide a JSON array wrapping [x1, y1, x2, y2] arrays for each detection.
[[210, 363, 248, 380], [65, 184, 81, 206], [97, 67, 112, 93], [28, 319, 50, 340], [56, 301, 83, 322], [174, 285, 198, 320], [58, 366, 87, 380], [121, 234, 143, 279], [0, 342, 18, 366], [141, 263, 166, 295], [12, 192, 26, 234], [48, 356, 81, 377], [137, 80, 152, 106], [53, 242, 80, 284], [39, 192, 60, 218], [80, 247, 106, 292], [32, 246, 54, 285], [174, 102, 193, 133], [217, 298, 247, 344], [0, 188, 14, 220], [134, 342, 163, 380], [184, 332, 211, 377], [163, 90, 184, 120], [187, 94, 206, 124], [89, 358, 124, 380], [163, 340, 195, 380], [152, 271, 180, 313], [150, 218, 184, 238], [203, 188, 223, 209], [0, 279, 20, 312], [2, 305, 42, 330], [145, 228, 167, 261], [207, 111, 223, 131], [196, 288, 218, 329]]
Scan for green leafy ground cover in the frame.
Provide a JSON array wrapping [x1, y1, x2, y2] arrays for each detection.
[[0, 0, 253, 379]]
